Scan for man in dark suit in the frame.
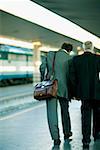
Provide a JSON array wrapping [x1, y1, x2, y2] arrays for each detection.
[[69, 41, 100, 149], [93, 54, 100, 141]]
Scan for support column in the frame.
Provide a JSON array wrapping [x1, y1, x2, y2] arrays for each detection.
[[33, 42, 42, 84]]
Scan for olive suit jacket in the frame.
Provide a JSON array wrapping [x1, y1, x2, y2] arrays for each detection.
[[45, 49, 73, 99]]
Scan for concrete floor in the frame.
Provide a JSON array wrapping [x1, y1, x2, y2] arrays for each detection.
[[0, 100, 100, 150]]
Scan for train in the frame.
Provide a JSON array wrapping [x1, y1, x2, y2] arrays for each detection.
[[0, 44, 34, 86]]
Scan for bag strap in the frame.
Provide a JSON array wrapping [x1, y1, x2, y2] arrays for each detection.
[[52, 52, 56, 74], [46, 52, 56, 80]]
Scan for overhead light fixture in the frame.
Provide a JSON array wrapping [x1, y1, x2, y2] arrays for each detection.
[[0, 0, 100, 49], [0, 36, 33, 48], [32, 41, 42, 49], [39, 46, 58, 52], [0, 36, 57, 51], [32, 41, 42, 46]]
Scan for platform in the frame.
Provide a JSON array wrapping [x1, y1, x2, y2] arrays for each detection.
[[0, 100, 100, 150]]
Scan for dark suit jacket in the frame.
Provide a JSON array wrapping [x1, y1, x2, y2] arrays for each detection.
[[69, 52, 100, 100]]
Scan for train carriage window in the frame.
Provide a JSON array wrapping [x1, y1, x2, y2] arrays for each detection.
[[0, 52, 8, 60], [8, 54, 16, 61], [16, 55, 26, 61], [8, 54, 26, 61], [28, 56, 33, 61]]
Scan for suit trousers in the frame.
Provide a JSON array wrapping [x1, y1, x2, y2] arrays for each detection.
[[46, 97, 71, 140], [93, 101, 100, 138], [81, 100, 92, 144], [81, 100, 100, 143]]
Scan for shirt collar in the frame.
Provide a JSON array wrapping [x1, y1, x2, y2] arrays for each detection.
[[84, 49, 94, 54], [61, 49, 69, 54]]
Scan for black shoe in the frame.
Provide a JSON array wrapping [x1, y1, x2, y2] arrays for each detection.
[[54, 139, 61, 146], [83, 143, 89, 150], [64, 138, 72, 143], [52, 139, 61, 149], [94, 132, 100, 141], [64, 131, 72, 142], [64, 131, 72, 139]]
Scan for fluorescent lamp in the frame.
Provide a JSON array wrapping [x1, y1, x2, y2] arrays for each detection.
[[39, 46, 58, 52], [0, 36, 57, 51], [0, 36, 33, 48], [0, 0, 100, 49], [32, 42, 42, 46]]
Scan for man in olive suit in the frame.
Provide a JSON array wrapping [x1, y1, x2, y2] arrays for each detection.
[[69, 41, 100, 150], [40, 43, 73, 148]]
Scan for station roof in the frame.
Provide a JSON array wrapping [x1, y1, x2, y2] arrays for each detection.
[[0, 0, 100, 50]]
